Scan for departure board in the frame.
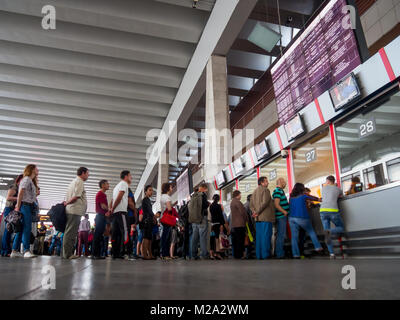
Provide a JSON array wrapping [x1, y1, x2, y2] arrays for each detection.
[[271, 0, 362, 124]]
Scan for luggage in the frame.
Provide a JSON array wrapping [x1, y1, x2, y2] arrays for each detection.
[[5, 210, 23, 233], [160, 208, 178, 227], [48, 203, 67, 233], [188, 192, 203, 224]]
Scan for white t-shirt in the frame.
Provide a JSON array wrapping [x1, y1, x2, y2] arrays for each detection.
[[160, 193, 171, 213], [113, 180, 129, 213]]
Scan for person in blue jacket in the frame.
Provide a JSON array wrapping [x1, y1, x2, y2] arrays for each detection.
[[289, 183, 324, 259]]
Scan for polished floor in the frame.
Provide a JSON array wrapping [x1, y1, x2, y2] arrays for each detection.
[[0, 256, 399, 300]]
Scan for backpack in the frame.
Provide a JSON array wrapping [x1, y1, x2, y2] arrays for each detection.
[[178, 204, 189, 225], [5, 210, 23, 233], [48, 203, 67, 233], [188, 192, 203, 224]]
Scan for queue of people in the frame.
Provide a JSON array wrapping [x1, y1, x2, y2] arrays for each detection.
[[0, 163, 346, 261]]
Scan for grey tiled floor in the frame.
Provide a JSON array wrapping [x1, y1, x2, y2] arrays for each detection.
[[0, 256, 399, 300]]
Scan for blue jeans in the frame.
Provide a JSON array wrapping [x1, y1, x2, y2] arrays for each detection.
[[289, 217, 322, 258], [320, 213, 345, 255], [275, 216, 287, 258], [12, 204, 32, 252], [1, 207, 12, 255], [255, 222, 273, 259], [161, 224, 171, 257], [191, 216, 208, 258]]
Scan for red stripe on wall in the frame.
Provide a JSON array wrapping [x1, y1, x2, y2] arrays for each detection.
[[248, 149, 255, 168], [329, 123, 341, 188], [379, 48, 396, 82], [275, 128, 283, 150], [228, 164, 234, 180], [235, 179, 239, 190], [257, 166, 260, 180], [214, 177, 218, 190], [314, 98, 325, 125], [286, 149, 294, 192]]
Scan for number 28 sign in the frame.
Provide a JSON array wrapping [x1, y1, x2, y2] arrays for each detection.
[[359, 118, 376, 138]]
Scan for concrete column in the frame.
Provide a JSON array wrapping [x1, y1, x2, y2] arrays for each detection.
[[204, 55, 230, 193], [155, 152, 169, 212]]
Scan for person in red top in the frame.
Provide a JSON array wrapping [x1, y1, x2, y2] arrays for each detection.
[[91, 180, 110, 259]]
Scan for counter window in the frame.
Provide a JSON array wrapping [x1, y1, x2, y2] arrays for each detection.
[[238, 173, 257, 204], [387, 158, 400, 183], [336, 91, 400, 192], [259, 156, 289, 195], [292, 130, 334, 197], [221, 182, 235, 216]]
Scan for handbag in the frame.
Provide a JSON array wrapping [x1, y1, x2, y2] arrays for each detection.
[[160, 208, 178, 227], [5, 210, 23, 233], [219, 232, 230, 250]]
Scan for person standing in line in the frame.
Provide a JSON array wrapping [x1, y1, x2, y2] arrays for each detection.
[[136, 206, 144, 258], [77, 214, 91, 257], [230, 190, 249, 259], [320, 175, 345, 259], [160, 182, 174, 260], [243, 194, 255, 259], [62, 167, 89, 260], [272, 178, 290, 259], [209, 194, 225, 260], [189, 183, 210, 260], [141, 185, 155, 260], [92, 180, 109, 260], [289, 183, 324, 259], [126, 187, 137, 260], [11, 164, 40, 259], [109, 171, 131, 260], [1, 174, 23, 257], [250, 177, 275, 260], [37, 222, 47, 255]]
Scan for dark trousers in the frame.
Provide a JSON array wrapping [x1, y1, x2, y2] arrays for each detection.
[[161, 224, 171, 257], [111, 213, 124, 257], [183, 222, 191, 258], [232, 227, 246, 259], [92, 214, 106, 257], [77, 231, 89, 256]]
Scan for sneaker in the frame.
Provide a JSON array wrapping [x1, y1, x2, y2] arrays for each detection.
[[10, 251, 23, 258], [128, 255, 137, 261], [330, 254, 336, 260], [23, 251, 37, 259], [68, 255, 80, 260]]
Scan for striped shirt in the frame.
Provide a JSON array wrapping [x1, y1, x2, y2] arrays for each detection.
[[272, 187, 289, 219]]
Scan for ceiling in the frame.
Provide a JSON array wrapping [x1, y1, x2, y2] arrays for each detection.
[[167, 0, 325, 184], [0, 0, 215, 211]]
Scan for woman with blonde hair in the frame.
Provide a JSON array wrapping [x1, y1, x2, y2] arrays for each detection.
[[10, 164, 39, 258]]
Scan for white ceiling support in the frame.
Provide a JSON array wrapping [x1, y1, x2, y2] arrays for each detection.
[[134, 0, 259, 200]]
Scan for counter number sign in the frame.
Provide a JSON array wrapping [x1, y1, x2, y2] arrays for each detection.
[[359, 118, 376, 139], [305, 148, 317, 163]]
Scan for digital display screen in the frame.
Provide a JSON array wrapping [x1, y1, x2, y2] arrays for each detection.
[[285, 114, 305, 141], [254, 140, 270, 161], [215, 171, 226, 188], [271, 0, 362, 124], [233, 157, 245, 176], [329, 73, 361, 110]]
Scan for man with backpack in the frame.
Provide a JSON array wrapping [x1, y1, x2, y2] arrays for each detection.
[[188, 183, 209, 260]]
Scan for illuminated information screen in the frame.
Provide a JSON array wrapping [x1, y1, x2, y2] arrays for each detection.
[[176, 168, 191, 206], [271, 0, 362, 124]]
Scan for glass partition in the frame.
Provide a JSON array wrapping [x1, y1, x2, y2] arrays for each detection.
[[336, 90, 400, 194], [292, 130, 335, 197], [259, 156, 289, 195], [221, 182, 235, 216], [238, 172, 257, 204]]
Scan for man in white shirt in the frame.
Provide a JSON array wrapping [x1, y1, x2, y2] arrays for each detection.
[[62, 167, 89, 260], [110, 170, 132, 259]]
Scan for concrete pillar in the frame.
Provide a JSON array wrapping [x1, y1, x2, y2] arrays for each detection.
[[204, 55, 231, 194], [155, 152, 169, 212]]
